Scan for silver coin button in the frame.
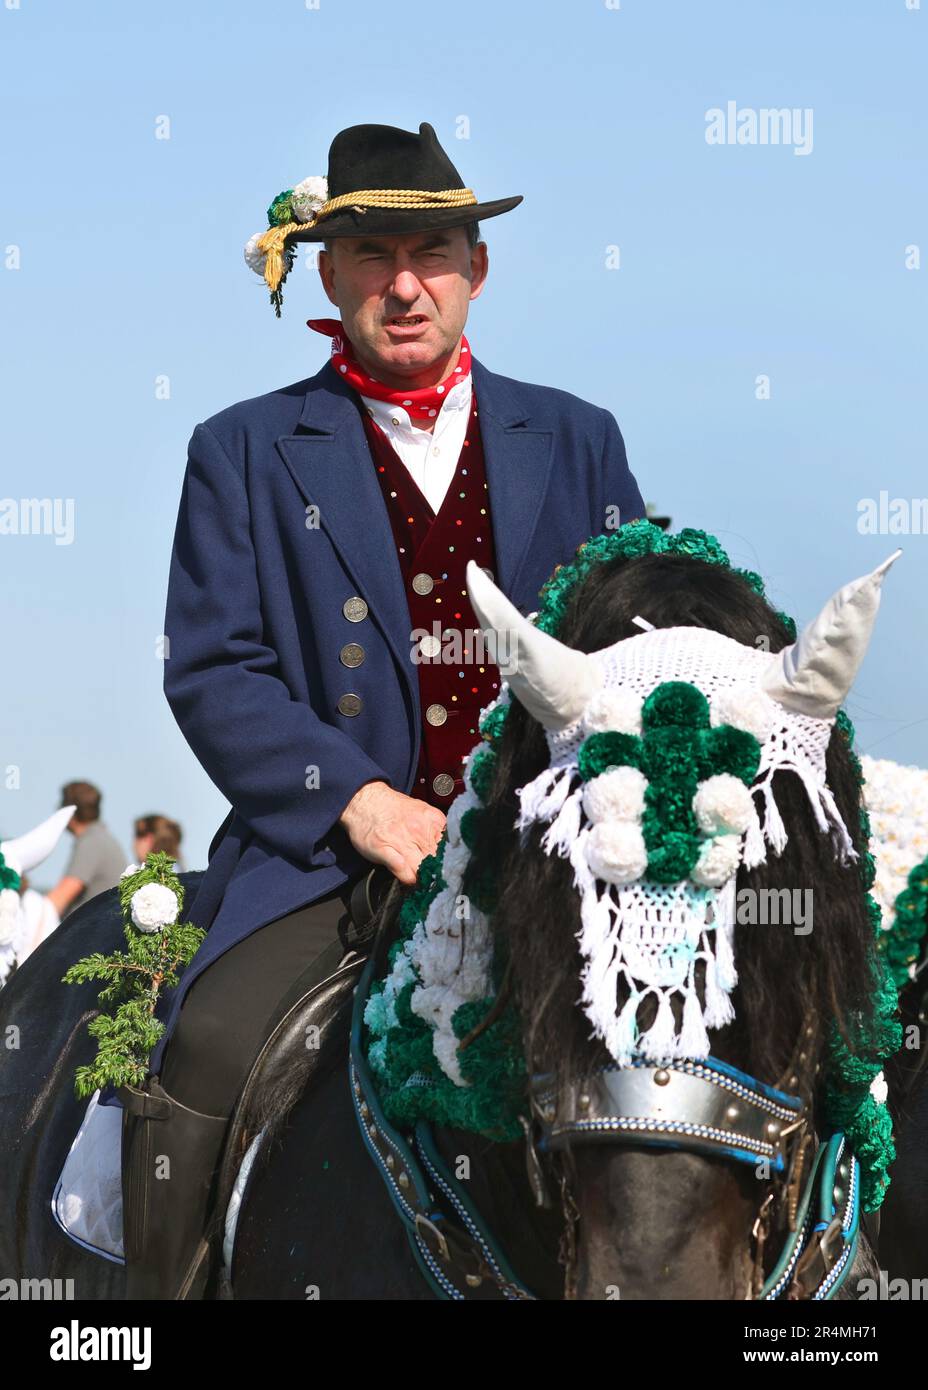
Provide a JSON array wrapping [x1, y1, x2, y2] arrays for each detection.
[[343, 596, 368, 623], [339, 643, 365, 668]]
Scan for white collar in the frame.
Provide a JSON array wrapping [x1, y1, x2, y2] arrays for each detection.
[[360, 372, 471, 431]]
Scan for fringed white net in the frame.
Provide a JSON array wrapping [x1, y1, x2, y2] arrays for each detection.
[[514, 625, 853, 1065]]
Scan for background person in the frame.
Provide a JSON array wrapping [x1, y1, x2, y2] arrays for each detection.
[[133, 814, 184, 871], [47, 781, 128, 920]]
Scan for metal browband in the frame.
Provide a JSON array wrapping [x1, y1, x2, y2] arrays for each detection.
[[530, 1056, 804, 1171]]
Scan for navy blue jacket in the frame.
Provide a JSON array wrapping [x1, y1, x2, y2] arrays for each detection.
[[148, 356, 644, 1072]]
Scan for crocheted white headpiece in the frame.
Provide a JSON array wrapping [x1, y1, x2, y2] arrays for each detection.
[[458, 551, 900, 1067]]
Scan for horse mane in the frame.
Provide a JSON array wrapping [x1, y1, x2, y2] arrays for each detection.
[[467, 551, 878, 1097]]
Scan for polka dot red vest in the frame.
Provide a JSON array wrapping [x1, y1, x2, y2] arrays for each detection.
[[358, 390, 503, 809]]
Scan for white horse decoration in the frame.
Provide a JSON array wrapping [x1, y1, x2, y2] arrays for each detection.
[[0, 806, 75, 986], [861, 755, 928, 979]]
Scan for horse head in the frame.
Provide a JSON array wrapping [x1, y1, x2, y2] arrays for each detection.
[[365, 527, 901, 1299]]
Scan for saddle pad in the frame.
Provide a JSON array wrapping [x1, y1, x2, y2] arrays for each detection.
[[51, 1088, 261, 1276], [51, 1089, 125, 1263]]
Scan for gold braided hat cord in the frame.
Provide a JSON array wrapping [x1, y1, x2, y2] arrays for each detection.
[[256, 187, 479, 293]]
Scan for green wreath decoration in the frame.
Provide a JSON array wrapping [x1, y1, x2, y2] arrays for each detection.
[[365, 520, 902, 1212]]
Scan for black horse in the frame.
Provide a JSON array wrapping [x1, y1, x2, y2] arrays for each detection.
[[1, 550, 920, 1298]]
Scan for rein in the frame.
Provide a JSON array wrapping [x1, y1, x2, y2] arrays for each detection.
[[350, 956, 861, 1301]]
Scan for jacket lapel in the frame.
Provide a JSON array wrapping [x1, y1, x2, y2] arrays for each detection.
[[275, 355, 557, 675], [276, 367, 416, 699], [470, 357, 554, 601]]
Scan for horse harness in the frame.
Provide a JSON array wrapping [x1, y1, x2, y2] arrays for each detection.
[[350, 950, 862, 1301]]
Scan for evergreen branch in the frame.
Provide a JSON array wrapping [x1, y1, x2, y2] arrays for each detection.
[[65, 853, 205, 1098]]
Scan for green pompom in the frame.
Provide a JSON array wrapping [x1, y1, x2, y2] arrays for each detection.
[[459, 806, 484, 851], [734, 567, 766, 596], [464, 860, 499, 916], [907, 860, 928, 895], [641, 778, 699, 841], [865, 894, 883, 936], [893, 888, 925, 924], [398, 885, 433, 935], [835, 707, 854, 744], [578, 731, 643, 780], [642, 681, 710, 731], [640, 726, 699, 782], [665, 528, 730, 567], [479, 703, 510, 745], [611, 519, 668, 559], [697, 725, 762, 784], [468, 744, 498, 802], [416, 849, 445, 894], [0, 853, 21, 892], [775, 610, 798, 641], [646, 832, 702, 883], [267, 190, 295, 226]]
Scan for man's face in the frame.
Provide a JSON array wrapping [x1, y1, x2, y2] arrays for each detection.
[[317, 226, 488, 383]]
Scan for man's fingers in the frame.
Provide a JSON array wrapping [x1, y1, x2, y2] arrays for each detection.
[[377, 844, 418, 886]]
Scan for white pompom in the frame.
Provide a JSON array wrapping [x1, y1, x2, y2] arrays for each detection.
[[711, 686, 777, 742], [582, 766, 648, 824], [130, 883, 180, 933], [445, 788, 480, 846], [586, 821, 649, 885], [869, 1071, 888, 1105], [291, 175, 328, 221], [691, 834, 742, 887], [581, 689, 643, 736], [244, 233, 268, 276], [692, 774, 755, 835], [440, 837, 471, 888]]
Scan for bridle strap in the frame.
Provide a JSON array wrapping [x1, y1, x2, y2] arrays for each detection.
[[759, 1134, 860, 1299], [348, 955, 535, 1301]]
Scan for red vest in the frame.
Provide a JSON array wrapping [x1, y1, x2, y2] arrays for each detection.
[[358, 390, 502, 808]]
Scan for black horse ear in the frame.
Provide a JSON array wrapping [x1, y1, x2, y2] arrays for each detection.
[[465, 560, 602, 731]]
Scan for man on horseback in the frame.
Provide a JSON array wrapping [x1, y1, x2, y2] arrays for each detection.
[[120, 119, 645, 1299]]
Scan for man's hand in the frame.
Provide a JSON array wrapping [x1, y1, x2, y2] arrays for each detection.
[[339, 781, 446, 886]]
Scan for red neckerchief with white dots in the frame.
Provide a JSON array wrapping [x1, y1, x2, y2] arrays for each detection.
[[306, 317, 471, 419]]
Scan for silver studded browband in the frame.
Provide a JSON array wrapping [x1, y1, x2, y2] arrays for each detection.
[[531, 1057, 804, 1171]]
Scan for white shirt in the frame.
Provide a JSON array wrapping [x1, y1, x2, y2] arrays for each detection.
[[360, 372, 473, 514]]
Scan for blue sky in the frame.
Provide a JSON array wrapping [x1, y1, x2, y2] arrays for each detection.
[[1, 0, 926, 881]]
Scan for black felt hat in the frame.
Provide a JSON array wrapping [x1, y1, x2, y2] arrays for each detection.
[[286, 120, 522, 242]]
